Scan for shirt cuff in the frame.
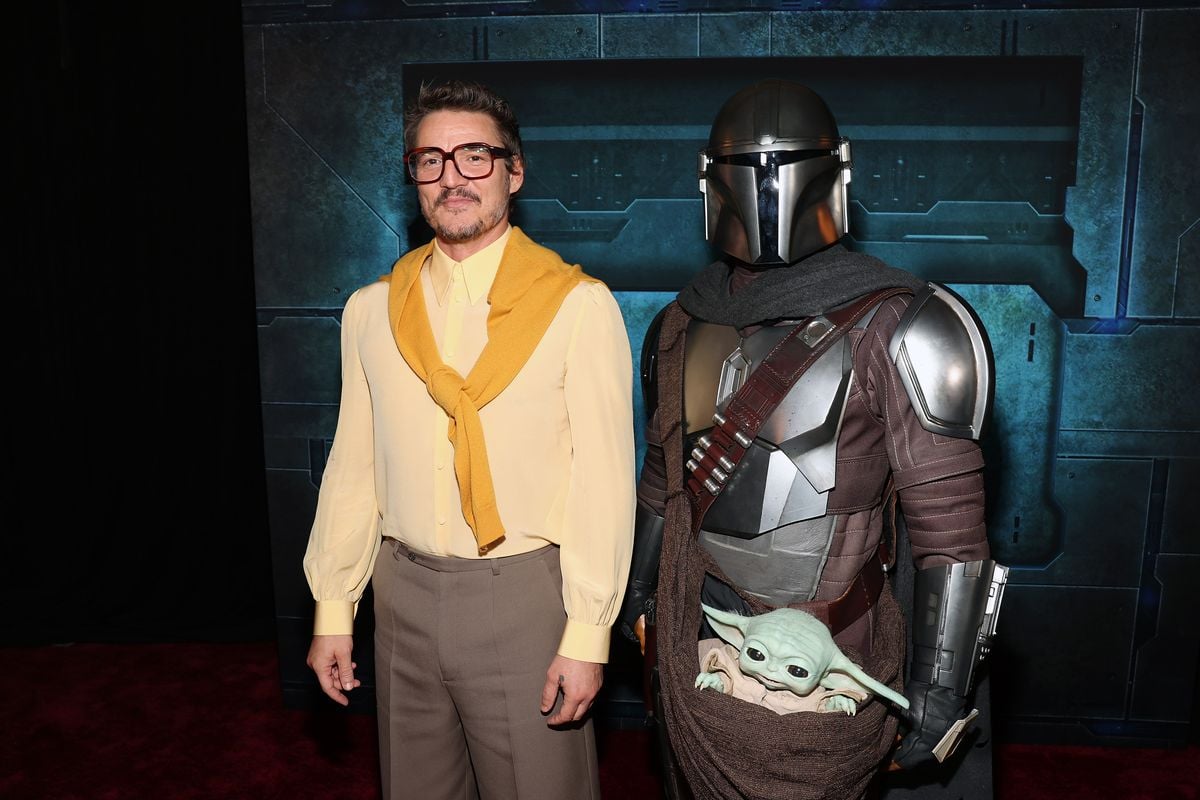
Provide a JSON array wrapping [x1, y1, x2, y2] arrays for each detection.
[[312, 600, 356, 636], [557, 619, 612, 663]]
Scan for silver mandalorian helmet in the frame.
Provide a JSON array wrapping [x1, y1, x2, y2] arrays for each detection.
[[700, 80, 852, 266]]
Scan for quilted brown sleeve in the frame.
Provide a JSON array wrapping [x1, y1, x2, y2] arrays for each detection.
[[859, 296, 989, 567]]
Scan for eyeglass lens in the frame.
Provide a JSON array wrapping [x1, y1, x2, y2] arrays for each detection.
[[409, 145, 497, 182]]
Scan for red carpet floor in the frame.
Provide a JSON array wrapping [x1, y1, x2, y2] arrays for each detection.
[[1, 643, 1195, 799]]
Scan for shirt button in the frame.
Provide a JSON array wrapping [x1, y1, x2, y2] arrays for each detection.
[[436, 462, 445, 470], [437, 517, 446, 526]]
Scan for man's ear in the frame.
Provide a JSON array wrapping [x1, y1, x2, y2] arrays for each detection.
[[508, 155, 524, 194]]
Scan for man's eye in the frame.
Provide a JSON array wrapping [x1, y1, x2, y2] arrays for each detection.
[[745, 648, 765, 662], [418, 155, 442, 168], [787, 665, 809, 679]]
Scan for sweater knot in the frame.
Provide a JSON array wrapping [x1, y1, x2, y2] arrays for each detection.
[[427, 365, 466, 415]]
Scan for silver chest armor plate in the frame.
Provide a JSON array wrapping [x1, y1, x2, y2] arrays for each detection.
[[682, 316, 868, 606]]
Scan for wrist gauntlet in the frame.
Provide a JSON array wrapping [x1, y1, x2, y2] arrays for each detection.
[[896, 559, 1008, 768], [617, 508, 665, 642]]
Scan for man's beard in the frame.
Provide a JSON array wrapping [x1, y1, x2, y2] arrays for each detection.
[[425, 185, 508, 243]]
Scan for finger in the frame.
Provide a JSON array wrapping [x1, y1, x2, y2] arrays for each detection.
[[316, 669, 349, 706], [571, 697, 593, 722], [539, 674, 560, 714], [549, 695, 581, 726], [336, 654, 355, 692], [568, 684, 598, 723], [333, 663, 361, 687], [309, 655, 348, 706], [551, 681, 594, 725]]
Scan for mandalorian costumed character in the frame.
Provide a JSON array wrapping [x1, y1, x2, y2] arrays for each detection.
[[619, 80, 1008, 800]]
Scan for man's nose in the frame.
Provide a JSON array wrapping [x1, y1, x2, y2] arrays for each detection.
[[439, 156, 468, 188]]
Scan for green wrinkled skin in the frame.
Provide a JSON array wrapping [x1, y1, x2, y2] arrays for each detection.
[[700, 604, 911, 714]]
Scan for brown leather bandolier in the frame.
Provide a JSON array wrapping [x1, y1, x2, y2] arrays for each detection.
[[684, 286, 909, 635]]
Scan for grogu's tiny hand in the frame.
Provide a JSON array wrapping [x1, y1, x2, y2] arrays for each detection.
[[820, 694, 858, 716], [695, 672, 726, 692]]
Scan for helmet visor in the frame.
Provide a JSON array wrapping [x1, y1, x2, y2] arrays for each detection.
[[706, 150, 844, 264]]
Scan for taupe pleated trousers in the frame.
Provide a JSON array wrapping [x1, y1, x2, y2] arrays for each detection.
[[373, 538, 601, 800]]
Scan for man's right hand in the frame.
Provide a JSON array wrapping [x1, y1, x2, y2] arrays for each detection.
[[307, 634, 359, 706]]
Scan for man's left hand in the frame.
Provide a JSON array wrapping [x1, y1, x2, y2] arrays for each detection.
[[539, 654, 603, 726]]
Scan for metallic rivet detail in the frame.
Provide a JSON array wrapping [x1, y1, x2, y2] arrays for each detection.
[[733, 431, 752, 448], [801, 316, 834, 348], [712, 412, 727, 427], [717, 455, 734, 471], [691, 447, 706, 463], [686, 459, 700, 473], [698, 435, 712, 449], [711, 467, 728, 483], [703, 479, 720, 495]]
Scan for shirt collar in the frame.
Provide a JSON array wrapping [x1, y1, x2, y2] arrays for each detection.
[[428, 226, 512, 307]]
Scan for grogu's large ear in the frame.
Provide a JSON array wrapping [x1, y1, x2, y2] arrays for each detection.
[[701, 604, 749, 649], [831, 655, 910, 710]]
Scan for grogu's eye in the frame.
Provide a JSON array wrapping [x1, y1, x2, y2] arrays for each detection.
[[787, 666, 809, 679], [745, 648, 766, 662]]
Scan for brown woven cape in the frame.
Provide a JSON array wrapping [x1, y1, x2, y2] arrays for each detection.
[[653, 301, 904, 800]]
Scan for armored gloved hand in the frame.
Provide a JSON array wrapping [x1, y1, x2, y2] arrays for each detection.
[[618, 586, 654, 647], [893, 560, 1007, 769], [894, 683, 974, 768], [618, 506, 666, 649]]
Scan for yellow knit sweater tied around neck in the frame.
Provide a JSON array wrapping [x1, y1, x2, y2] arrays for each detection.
[[382, 227, 598, 555]]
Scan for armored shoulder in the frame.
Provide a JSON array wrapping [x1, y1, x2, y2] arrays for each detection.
[[887, 284, 993, 440]]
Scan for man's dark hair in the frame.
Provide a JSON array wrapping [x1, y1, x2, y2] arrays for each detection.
[[404, 80, 523, 172]]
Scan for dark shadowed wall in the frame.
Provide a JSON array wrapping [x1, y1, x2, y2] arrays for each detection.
[[10, 2, 273, 643]]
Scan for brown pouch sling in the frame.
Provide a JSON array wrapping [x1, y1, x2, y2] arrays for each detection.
[[650, 289, 912, 800]]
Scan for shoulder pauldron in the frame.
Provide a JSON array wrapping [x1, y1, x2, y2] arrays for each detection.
[[887, 284, 993, 440]]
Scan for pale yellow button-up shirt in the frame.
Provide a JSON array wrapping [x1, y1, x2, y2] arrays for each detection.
[[303, 228, 635, 662]]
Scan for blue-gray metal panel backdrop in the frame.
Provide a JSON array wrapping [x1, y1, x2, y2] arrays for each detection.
[[244, 3, 1200, 749]]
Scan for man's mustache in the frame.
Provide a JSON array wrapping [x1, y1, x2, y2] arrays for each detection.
[[435, 188, 480, 206]]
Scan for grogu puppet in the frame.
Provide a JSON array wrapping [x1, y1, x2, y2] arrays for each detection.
[[696, 604, 911, 716]]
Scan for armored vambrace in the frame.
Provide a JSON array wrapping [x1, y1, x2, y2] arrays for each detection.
[[618, 505, 666, 643], [894, 559, 1008, 769]]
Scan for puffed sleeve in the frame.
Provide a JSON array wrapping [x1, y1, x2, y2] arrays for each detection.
[[302, 288, 383, 635], [555, 282, 636, 663]]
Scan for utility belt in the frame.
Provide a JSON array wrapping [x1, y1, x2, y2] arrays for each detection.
[[791, 543, 889, 636]]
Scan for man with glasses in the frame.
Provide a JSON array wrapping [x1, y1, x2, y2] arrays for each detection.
[[304, 80, 634, 800]]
